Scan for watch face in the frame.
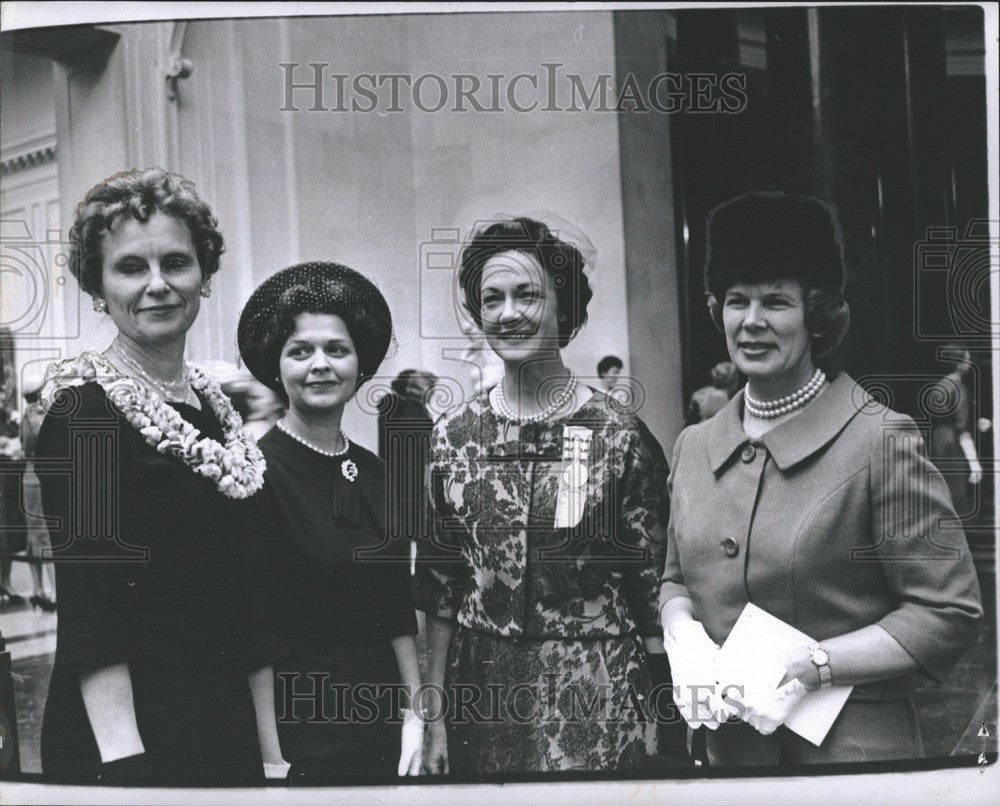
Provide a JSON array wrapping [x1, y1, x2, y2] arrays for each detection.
[[811, 647, 830, 666]]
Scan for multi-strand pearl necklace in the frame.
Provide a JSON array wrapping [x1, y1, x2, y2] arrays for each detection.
[[491, 371, 579, 424], [744, 368, 826, 419], [277, 418, 349, 457]]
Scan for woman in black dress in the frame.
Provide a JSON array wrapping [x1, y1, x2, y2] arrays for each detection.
[[237, 262, 423, 782], [36, 169, 269, 785]]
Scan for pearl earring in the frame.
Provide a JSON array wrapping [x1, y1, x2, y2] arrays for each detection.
[[200, 279, 212, 298], [92, 297, 107, 313]]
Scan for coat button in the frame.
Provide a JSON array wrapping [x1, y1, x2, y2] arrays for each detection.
[[721, 538, 739, 558], [741, 444, 756, 463]]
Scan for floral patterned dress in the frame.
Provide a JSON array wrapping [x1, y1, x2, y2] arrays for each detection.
[[413, 388, 669, 773]]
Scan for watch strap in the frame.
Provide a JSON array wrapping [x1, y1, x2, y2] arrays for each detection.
[[809, 642, 833, 688]]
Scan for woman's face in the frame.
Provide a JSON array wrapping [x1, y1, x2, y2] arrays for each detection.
[[479, 250, 561, 363], [279, 312, 359, 415], [722, 279, 814, 385], [100, 212, 204, 348]]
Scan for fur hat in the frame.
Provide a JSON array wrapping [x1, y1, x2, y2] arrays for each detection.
[[703, 191, 847, 302]]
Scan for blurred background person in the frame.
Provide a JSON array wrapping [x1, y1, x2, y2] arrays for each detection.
[[686, 361, 739, 425], [222, 369, 286, 443], [927, 344, 983, 517], [0, 328, 26, 606], [378, 370, 437, 555], [19, 368, 57, 611], [596, 354, 624, 390]]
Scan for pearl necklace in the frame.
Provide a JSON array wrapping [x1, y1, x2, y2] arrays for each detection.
[[744, 368, 826, 419], [277, 419, 350, 457], [112, 339, 192, 401], [491, 371, 579, 424]]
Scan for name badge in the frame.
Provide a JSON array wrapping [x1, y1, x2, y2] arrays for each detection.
[[554, 426, 593, 529]]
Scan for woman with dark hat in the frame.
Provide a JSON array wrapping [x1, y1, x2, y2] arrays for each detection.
[[415, 216, 675, 774], [659, 191, 983, 765], [237, 262, 423, 781]]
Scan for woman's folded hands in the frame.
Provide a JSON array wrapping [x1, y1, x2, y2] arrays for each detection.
[[663, 620, 738, 730]]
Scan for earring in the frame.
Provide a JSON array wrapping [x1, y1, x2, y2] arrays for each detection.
[[92, 297, 107, 313], [200, 279, 212, 298]]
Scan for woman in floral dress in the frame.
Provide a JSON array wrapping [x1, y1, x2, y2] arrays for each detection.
[[416, 216, 672, 774]]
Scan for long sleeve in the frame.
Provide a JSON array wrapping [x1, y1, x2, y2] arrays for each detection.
[[868, 412, 983, 682], [617, 418, 670, 637], [412, 418, 466, 621], [658, 427, 691, 613], [36, 384, 139, 675]]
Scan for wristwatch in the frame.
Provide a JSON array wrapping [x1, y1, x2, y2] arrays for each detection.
[[808, 643, 833, 688]]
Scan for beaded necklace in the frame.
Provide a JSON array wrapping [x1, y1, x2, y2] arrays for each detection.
[[490, 371, 579, 424], [744, 368, 826, 419]]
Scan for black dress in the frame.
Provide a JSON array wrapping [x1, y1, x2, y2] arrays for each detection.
[[245, 426, 417, 782], [36, 382, 263, 785]]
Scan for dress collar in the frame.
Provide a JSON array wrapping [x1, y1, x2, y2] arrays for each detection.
[[483, 388, 609, 459], [707, 372, 867, 473], [263, 425, 372, 527]]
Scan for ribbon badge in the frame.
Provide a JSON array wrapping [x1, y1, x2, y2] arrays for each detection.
[[554, 426, 593, 529]]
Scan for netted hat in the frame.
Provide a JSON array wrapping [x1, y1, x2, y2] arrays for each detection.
[[237, 261, 395, 394], [704, 191, 847, 302]]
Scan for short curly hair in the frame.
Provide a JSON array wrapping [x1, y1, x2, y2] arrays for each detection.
[[68, 168, 224, 297], [458, 217, 593, 348]]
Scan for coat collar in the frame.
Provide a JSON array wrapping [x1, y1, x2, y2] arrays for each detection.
[[707, 372, 866, 473]]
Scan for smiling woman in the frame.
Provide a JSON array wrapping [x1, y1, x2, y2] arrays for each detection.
[[415, 216, 682, 774], [235, 263, 424, 782], [660, 191, 982, 767], [34, 168, 267, 785]]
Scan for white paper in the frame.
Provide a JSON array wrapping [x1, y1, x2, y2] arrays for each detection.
[[717, 603, 854, 747]]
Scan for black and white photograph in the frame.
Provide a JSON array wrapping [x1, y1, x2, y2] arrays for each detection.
[[0, 2, 997, 803]]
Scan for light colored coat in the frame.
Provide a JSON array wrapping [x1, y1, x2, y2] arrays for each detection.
[[660, 372, 982, 697]]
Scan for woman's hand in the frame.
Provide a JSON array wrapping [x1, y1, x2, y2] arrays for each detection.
[[739, 678, 809, 736], [398, 708, 425, 776], [775, 645, 821, 691], [968, 459, 983, 485], [663, 619, 734, 730], [422, 720, 449, 774], [263, 760, 291, 780]]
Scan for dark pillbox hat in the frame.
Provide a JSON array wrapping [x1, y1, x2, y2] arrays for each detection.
[[703, 191, 847, 302], [237, 261, 393, 394]]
